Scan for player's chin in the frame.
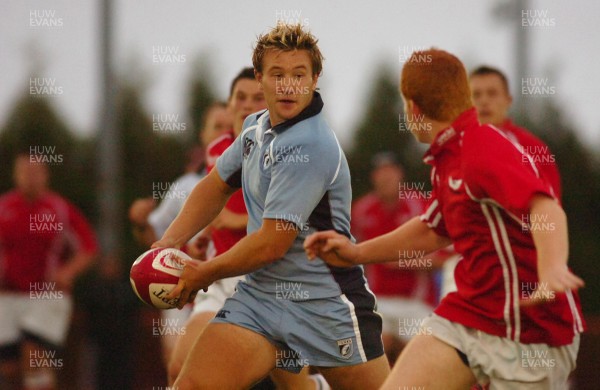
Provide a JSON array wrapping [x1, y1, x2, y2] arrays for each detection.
[[276, 107, 300, 122]]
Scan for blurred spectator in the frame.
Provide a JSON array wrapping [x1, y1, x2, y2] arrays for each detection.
[[0, 154, 98, 390]]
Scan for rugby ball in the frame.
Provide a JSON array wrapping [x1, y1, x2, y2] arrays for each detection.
[[130, 247, 190, 309]]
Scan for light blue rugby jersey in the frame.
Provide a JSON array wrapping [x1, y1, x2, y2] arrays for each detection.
[[215, 92, 368, 300]]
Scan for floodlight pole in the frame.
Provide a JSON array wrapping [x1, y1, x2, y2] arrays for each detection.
[[98, 0, 122, 260]]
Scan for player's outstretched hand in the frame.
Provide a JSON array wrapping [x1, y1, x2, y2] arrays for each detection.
[[539, 263, 585, 293], [303, 230, 359, 267], [521, 264, 585, 307], [165, 258, 211, 309]]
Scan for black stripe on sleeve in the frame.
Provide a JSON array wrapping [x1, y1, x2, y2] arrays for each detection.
[[225, 168, 242, 189]]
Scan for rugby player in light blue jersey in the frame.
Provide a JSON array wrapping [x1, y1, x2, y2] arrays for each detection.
[[154, 23, 389, 389]]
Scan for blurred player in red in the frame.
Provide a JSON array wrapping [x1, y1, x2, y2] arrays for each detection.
[[305, 49, 585, 389], [0, 154, 98, 390], [470, 65, 561, 197], [352, 153, 449, 364]]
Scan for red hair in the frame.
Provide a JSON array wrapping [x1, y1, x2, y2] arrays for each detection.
[[401, 49, 472, 122]]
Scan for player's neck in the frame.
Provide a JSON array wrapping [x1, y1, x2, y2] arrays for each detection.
[[424, 120, 453, 144]]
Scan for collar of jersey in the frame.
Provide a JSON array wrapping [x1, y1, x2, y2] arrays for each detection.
[[255, 91, 324, 137], [423, 107, 478, 164]]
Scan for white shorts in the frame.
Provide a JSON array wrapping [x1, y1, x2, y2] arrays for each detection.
[[424, 313, 580, 389], [440, 254, 461, 298], [0, 292, 73, 348], [191, 276, 243, 315], [376, 296, 433, 341], [161, 303, 192, 330]]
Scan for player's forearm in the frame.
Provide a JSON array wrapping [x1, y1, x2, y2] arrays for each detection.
[[530, 195, 569, 270], [162, 170, 233, 247], [204, 221, 296, 281], [356, 216, 451, 264], [212, 208, 248, 230], [227, 213, 248, 230]]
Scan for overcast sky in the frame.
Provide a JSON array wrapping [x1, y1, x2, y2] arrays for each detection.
[[1, 0, 599, 148]]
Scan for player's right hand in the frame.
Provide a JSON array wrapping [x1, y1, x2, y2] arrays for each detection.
[[165, 258, 211, 309], [303, 230, 359, 267]]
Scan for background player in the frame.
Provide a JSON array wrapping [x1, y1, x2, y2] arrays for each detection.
[[305, 48, 585, 389], [469, 65, 561, 197], [0, 154, 98, 390], [155, 23, 389, 389], [129, 101, 231, 248], [351, 153, 449, 364], [129, 101, 232, 368]]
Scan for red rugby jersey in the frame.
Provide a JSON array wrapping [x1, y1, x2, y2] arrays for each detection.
[[206, 132, 247, 256], [500, 119, 562, 200], [0, 190, 98, 292], [420, 108, 584, 346], [352, 193, 438, 305]]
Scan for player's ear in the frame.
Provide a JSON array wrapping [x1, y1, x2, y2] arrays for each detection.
[[311, 74, 319, 91], [255, 70, 264, 90], [404, 98, 417, 115], [412, 101, 422, 115]]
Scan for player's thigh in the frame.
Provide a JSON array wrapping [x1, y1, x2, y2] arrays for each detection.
[[318, 354, 389, 390], [381, 334, 476, 390], [174, 322, 277, 390], [270, 366, 313, 390], [168, 311, 215, 382]]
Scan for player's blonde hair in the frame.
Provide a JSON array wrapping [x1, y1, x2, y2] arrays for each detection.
[[401, 49, 472, 122], [252, 23, 324, 76]]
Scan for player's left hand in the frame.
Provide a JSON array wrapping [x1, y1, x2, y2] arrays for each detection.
[[304, 230, 359, 267], [539, 263, 585, 292], [521, 264, 585, 307], [165, 258, 211, 309]]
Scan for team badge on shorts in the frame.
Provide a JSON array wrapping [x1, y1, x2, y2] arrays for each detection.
[[336, 338, 353, 359]]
